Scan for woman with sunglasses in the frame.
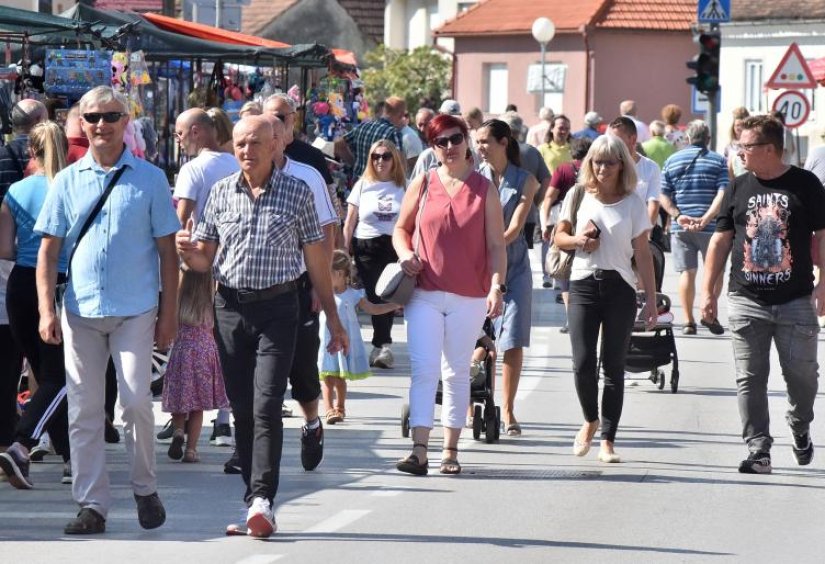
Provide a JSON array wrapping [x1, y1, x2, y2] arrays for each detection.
[[393, 114, 507, 475], [343, 140, 406, 371], [476, 119, 539, 437], [554, 135, 657, 463], [0, 121, 72, 488]]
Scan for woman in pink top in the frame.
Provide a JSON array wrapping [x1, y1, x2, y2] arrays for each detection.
[[393, 114, 507, 475]]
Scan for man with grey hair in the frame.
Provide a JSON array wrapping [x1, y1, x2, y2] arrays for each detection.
[[34, 86, 181, 534], [0, 99, 47, 197], [659, 119, 728, 335], [620, 99, 650, 143], [527, 107, 554, 148], [642, 120, 676, 169]]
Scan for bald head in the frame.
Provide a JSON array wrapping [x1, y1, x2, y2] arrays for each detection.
[[12, 99, 47, 134], [620, 100, 637, 117], [65, 105, 84, 139], [176, 108, 217, 155], [233, 116, 276, 176], [260, 114, 287, 163]]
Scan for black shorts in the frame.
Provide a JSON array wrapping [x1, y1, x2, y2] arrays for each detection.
[[288, 273, 322, 403]]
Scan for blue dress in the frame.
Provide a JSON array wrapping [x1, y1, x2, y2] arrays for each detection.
[[318, 288, 371, 380], [480, 163, 533, 351]]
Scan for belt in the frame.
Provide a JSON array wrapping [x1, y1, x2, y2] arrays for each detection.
[[218, 281, 297, 304], [589, 269, 623, 281]]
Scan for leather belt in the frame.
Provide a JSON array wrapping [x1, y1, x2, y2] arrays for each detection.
[[590, 269, 623, 281], [218, 281, 297, 304]]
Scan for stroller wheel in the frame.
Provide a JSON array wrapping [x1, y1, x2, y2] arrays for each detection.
[[657, 369, 666, 390], [401, 404, 410, 438], [494, 406, 501, 441], [472, 405, 482, 440], [670, 370, 679, 394]]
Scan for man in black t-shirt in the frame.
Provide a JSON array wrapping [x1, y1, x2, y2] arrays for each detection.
[[702, 115, 825, 475]]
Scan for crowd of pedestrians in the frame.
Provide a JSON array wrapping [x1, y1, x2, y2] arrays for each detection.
[[0, 87, 823, 538]]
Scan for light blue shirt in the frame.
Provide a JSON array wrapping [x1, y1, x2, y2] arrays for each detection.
[[34, 147, 181, 318], [6, 175, 68, 271]]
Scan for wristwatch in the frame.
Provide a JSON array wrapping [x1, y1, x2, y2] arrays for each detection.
[[493, 284, 508, 294]]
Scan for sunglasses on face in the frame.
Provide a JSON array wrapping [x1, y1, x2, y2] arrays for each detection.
[[433, 133, 465, 149], [371, 152, 393, 162], [82, 112, 126, 124]]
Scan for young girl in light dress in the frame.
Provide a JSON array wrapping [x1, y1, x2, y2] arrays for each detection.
[[162, 268, 229, 462], [319, 250, 400, 424]]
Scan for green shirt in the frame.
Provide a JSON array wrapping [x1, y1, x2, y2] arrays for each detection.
[[539, 141, 572, 175], [642, 136, 676, 169]]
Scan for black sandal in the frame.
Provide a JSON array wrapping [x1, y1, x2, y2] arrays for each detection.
[[396, 443, 428, 475], [440, 447, 461, 475]]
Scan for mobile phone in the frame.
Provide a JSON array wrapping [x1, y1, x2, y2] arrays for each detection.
[[585, 219, 602, 239]]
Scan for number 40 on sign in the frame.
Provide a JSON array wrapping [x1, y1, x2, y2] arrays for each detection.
[[772, 90, 810, 129]]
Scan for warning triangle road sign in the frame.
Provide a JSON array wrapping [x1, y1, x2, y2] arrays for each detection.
[[766, 43, 817, 89]]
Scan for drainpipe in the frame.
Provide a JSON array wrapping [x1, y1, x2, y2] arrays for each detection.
[[580, 24, 592, 114], [433, 42, 457, 100]]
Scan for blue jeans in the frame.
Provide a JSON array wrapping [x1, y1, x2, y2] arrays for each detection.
[[727, 293, 820, 453]]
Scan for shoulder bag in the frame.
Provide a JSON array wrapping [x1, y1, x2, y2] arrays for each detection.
[[545, 183, 586, 279], [55, 167, 126, 314], [375, 171, 429, 305]]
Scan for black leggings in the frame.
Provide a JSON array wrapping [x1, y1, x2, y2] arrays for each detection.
[[5, 265, 70, 460], [353, 235, 398, 348], [568, 273, 636, 443], [0, 324, 23, 446]]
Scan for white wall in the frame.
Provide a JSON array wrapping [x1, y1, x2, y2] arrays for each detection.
[[5, 0, 39, 10], [720, 20, 825, 160], [385, 0, 477, 53]]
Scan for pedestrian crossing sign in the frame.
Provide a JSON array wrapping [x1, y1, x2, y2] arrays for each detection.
[[698, 0, 730, 23]]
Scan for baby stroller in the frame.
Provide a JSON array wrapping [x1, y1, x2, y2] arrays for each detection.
[[401, 319, 501, 444], [626, 292, 680, 393]]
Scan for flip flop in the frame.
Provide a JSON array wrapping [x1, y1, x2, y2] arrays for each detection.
[[506, 423, 522, 437]]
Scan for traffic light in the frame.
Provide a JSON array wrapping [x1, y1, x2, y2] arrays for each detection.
[[686, 31, 721, 95]]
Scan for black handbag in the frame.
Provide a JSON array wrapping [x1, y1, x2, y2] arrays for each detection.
[[55, 167, 126, 313]]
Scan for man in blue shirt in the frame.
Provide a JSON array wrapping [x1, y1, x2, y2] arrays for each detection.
[[659, 120, 728, 335], [34, 86, 180, 535]]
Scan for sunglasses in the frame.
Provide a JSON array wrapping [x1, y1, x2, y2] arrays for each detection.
[[433, 133, 465, 149], [371, 152, 393, 162], [82, 112, 126, 124]]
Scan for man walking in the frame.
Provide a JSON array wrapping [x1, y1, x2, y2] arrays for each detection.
[[335, 96, 404, 179], [34, 86, 180, 534], [701, 115, 825, 474], [609, 116, 662, 229], [659, 120, 728, 334], [176, 116, 347, 537]]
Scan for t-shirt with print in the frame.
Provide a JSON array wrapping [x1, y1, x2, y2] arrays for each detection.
[[716, 166, 825, 305], [347, 179, 405, 238], [560, 188, 651, 289]]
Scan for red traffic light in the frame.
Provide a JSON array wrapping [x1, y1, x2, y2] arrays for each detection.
[[698, 32, 721, 51]]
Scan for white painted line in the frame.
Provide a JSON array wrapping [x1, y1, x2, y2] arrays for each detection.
[[233, 556, 283, 564], [303, 509, 371, 533], [371, 490, 403, 497], [515, 375, 542, 401]]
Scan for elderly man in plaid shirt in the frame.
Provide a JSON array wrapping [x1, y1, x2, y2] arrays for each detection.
[[177, 115, 348, 538]]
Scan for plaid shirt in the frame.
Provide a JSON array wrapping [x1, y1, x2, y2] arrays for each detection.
[[196, 168, 323, 290], [344, 118, 403, 178]]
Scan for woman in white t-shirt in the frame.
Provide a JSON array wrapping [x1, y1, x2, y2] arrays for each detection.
[[343, 139, 406, 369], [554, 135, 657, 464]]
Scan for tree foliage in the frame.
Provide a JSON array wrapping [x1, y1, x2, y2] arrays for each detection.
[[361, 45, 451, 114]]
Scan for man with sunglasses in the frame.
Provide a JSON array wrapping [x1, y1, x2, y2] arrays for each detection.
[[34, 86, 181, 535], [701, 115, 825, 474]]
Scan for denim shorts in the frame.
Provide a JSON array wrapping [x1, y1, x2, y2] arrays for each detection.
[[671, 230, 713, 272]]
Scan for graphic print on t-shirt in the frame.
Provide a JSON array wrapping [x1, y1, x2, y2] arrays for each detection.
[[375, 197, 398, 222], [743, 192, 792, 285]]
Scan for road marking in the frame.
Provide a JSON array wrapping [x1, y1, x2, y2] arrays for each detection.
[[515, 375, 542, 400], [303, 509, 370, 533], [233, 556, 283, 564], [371, 489, 403, 497]]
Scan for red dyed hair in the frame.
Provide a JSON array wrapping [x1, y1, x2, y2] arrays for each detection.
[[426, 114, 469, 146]]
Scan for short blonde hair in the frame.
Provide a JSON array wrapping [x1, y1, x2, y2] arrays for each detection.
[[206, 107, 233, 147], [361, 139, 406, 187], [579, 135, 637, 196], [239, 101, 263, 117]]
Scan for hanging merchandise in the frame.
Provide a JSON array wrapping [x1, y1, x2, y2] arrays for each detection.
[[44, 49, 112, 97], [129, 51, 152, 87]]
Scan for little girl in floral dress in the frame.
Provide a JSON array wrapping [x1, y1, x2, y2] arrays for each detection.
[[319, 250, 400, 424], [162, 268, 229, 462]]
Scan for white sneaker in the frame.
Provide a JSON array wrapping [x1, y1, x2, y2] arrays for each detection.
[[373, 345, 394, 369], [29, 432, 54, 462], [368, 346, 381, 367], [246, 497, 276, 538]]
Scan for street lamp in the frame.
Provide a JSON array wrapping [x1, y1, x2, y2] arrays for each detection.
[[531, 17, 556, 109]]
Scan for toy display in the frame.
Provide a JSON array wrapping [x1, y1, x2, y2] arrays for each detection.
[[44, 49, 112, 97]]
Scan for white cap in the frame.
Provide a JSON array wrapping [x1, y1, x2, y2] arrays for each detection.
[[584, 111, 603, 126], [439, 99, 461, 115]]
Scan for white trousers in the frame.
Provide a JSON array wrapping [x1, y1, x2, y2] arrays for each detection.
[[62, 308, 158, 517], [405, 289, 487, 429]]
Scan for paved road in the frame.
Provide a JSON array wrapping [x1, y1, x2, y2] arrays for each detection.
[[2, 249, 824, 563]]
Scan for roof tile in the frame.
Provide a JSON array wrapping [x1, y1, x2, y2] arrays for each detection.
[[241, 0, 300, 36], [337, 0, 385, 43], [730, 0, 825, 21], [435, 0, 609, 36], [595, 0, 695, 31]]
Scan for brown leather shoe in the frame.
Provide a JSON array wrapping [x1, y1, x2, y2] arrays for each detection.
[[135, 492, 166, 529]]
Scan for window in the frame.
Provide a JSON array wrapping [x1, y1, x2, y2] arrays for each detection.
[[485, 63, 508, 114], [458, 2, 477, 12], [744, 60, 763, 113]]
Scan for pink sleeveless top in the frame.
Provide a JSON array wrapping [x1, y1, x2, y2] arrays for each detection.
[[416, 169, 490, 298]]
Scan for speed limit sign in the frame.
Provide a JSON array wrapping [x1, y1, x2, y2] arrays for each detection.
[[772, 90, 810, 129]]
